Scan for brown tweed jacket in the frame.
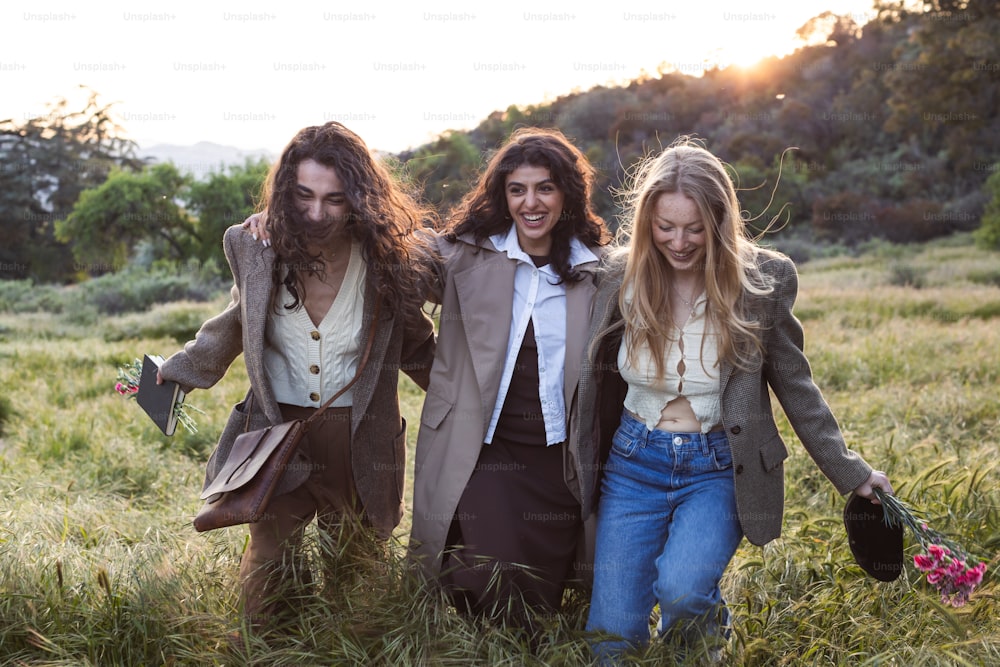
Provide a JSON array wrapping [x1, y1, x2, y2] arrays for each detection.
[[160, 225, 435, 537], [576, 249, 873, 546]]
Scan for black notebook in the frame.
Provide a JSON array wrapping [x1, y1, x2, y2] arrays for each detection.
[[135, 354, 184, 436]]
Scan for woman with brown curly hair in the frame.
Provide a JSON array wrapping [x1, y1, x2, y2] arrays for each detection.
[[408, 127, 611, 633], [159, 121, 436, 632]]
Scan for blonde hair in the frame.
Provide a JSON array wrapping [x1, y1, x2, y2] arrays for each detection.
[[618, 137, 774, 376]]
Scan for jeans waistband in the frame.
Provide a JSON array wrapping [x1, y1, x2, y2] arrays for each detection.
[[618, 409, 728, 453]]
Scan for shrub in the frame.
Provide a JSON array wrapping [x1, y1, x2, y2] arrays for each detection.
[[104, 301, 220, 343], [974, 167, 1000, 250], [81, 269, 216, 315], [0, 394, 11, 436], [887, 262, 927, 288], [0, 280, 68, 314], [875, 199, 948, 243], [968, 268, 1000, 288], [810, 191, 880, 245]]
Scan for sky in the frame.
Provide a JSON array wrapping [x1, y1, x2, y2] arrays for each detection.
[[2, 1, 884, 157]]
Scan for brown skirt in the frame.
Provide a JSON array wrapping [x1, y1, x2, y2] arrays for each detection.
[[441, 436, 581, 624]]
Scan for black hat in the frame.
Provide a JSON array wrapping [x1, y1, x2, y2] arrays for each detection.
[[843, 492, 904, 582]]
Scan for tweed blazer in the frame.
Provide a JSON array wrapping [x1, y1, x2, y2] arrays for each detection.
[[160, 225, 435, 537], [408, 230, 605, 577], [577, 249, 873, 546]]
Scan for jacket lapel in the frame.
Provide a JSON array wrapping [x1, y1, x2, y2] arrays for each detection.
[[564, 268, 597, 410], [350, 278, 390, 434], [454, 251, 515, 425], [719, 361, 734, 399], [242, 246, 284, 424]]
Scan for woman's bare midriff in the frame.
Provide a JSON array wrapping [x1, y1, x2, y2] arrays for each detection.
[[630, 395, 720, 434]]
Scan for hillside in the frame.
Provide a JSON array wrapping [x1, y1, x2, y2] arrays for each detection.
[[398, 5, 1000, 246]]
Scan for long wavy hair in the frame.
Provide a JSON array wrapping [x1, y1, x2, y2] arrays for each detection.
[[618, 137, 775, 375], [446, 127, 609, 283], [259, 121, 435, 313]]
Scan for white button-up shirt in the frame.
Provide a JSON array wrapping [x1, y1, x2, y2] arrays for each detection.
[[484, 226, 598, 446]]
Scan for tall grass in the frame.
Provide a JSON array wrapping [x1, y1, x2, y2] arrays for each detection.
[[1, 237, 997, 665]]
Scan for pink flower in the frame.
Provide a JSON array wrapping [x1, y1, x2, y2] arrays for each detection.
[[114, 358, 200, 434], [958, 562, 986, 587], [926, 554, 987, 606], [927, 544, 950, 561], [875, 490, 987, 609]]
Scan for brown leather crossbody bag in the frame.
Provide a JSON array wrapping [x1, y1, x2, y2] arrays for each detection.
[[193, 300, 380, 532]]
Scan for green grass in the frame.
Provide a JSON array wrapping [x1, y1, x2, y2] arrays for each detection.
[[1, 236, 997, 665]]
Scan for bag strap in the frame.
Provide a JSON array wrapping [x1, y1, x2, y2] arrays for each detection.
[[306, 295, 382, 426], [244, 393, 254, 432]]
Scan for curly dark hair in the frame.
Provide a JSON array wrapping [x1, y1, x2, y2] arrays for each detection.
[[260, 122, 435, 312], [446, 127, 609, 283]]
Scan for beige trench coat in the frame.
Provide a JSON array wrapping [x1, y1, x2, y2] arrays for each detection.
[[408, 231, 604, 578], [577, 249, 873, 547], [160, 225, 435, 537]]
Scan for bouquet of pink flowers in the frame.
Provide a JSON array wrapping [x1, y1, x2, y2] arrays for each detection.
[[874, 488, 988, 607], [115, 358, 143, 397], [115, 358, 201, 434]]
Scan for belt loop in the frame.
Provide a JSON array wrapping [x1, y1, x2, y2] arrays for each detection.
[[699, 432, 710, 455]]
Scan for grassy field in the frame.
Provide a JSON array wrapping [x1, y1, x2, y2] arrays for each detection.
[[0, 236, 997, 665]]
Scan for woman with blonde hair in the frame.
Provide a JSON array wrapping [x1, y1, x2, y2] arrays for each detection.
[[579, 138, 892, 661]]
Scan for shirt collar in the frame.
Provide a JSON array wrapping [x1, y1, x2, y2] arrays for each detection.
[[490, 225, 598, 268]]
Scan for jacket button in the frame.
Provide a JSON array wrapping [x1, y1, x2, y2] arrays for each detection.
[[730, 425, 742, 435], [311, 330, 321, 341], [735, 464, 744, 474], [309, 392, 319, 402], [310, 364, 320, 374]]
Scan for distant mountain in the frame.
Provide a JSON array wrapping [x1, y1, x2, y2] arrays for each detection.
[[139, 141, 274, 180]]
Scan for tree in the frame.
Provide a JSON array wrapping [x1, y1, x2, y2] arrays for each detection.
[[974, 167, 1000, 250], [881, 1, 1000, 186], [402, 131, 482, 214], [55, 163, 196, 273], [795, 11, 862, 48], [0, 89, 143, 281], [186, 158, 270, 270]]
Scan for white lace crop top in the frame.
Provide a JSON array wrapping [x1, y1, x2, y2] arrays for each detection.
[[618, 294, 722, 433]]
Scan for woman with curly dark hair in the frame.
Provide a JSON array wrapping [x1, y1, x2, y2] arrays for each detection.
[[408, 127, 611, 634], [160, 121, 436, 632], [259, 122, 433, 315]]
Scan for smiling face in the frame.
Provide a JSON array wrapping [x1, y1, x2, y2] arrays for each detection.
[[651, 191, 706, 276], [294, 158, 351, 247], [504, 164, 565, 256]]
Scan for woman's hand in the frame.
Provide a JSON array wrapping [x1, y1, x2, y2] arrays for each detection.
[[242, 212, 271, 247], [852, 470, 893, 504]]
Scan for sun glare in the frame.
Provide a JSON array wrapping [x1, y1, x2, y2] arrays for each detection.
[[708, 20, 802, 72]]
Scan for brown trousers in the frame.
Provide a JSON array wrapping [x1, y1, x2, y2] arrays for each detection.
[[238, 403, 374, 628]]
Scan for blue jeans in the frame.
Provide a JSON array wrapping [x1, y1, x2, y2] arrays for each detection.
[[586, 411, 743, 662]]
